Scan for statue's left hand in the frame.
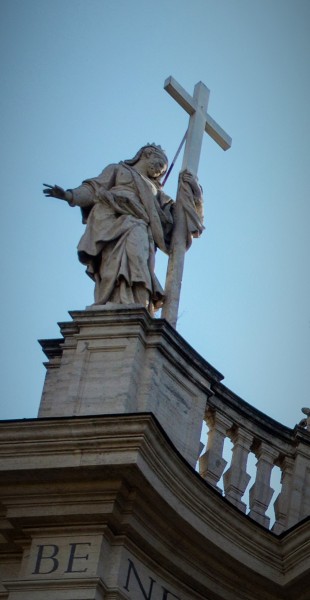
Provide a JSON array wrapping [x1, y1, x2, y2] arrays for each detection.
[[181, 171, 202, 198]]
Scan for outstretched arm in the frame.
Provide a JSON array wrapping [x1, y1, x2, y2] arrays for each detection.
[[43, 165, 117, 209], [43, 182, 95, 209]]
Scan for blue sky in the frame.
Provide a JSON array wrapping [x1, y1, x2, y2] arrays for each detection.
[[1, 0, 309, 428]]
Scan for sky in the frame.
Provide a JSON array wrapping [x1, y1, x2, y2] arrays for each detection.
[[0, 0, 309, 433]]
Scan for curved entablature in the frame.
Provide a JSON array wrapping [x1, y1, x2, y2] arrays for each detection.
[[0, 413, 309, 600]]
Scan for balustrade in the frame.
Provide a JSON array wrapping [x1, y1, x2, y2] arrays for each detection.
[[199, 390, 310, 532]]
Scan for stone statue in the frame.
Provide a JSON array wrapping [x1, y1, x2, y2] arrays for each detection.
[[299, 407, 310, 431], [43, 144, 204, 315]]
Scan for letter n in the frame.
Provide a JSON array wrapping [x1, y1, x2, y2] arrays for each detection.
[[124, 559, 155, 599]]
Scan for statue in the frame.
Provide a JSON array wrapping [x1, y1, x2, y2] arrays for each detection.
[[298, 408, 310, 431], [44, 76, 231, 326], [43, 144, 204, 315]]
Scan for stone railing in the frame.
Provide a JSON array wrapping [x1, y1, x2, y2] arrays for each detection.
[[199, 381, 310, 533]]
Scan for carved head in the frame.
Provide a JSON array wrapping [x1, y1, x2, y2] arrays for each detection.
[[124, 144, 168, 184]]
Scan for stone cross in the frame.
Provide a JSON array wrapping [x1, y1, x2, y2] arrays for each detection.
[[161, 76, 232, 328]]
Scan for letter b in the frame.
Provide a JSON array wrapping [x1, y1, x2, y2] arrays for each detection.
[[32, 544, 59, 574]]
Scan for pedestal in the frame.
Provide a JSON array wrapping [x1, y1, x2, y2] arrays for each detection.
[[38, 307, 222, 467]]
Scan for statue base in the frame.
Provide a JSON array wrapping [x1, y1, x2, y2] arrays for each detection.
[[38, 307, 222, 467]]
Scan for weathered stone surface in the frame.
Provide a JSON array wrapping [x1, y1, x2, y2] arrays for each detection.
[[162, 76, 231, 326], [38, 307, 220, 467], [202, 386, 310, 532], [43, 144, 203, 322], [0, 414, 309, 600]]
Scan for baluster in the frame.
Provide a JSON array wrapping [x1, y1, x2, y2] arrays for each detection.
[[272, 456, 295, 534], [284, 452, 310, 528], [223, 428, 253, 512], [199, 410, 232, 492], [248, 442, 279, 528]]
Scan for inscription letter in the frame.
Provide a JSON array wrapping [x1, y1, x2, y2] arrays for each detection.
[[124, 559, 156, 599], [32, 544, 59, 574], [65, 542, 91, 573]]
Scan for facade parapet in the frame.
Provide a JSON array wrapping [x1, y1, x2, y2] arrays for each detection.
[[200, 382, 310, 532]]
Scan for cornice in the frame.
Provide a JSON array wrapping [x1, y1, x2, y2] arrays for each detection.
[[1, 413, 308, 599]]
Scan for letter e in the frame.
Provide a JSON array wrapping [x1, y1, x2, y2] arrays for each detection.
[[65, 542, 91, 573]]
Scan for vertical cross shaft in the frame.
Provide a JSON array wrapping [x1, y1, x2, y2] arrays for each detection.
[[181, 82, 210, 175], [161, 76, 231, 327]]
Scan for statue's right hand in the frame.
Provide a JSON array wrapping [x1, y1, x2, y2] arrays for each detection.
[[43, 183, 67, 200]]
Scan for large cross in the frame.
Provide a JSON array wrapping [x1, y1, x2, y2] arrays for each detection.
[[161, 76, 232, 327]]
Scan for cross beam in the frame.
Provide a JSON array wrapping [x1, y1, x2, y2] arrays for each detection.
[[162, 76, 231, 328], [164, 76, 232, 175]]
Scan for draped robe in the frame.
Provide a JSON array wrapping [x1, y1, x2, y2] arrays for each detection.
[[69, 162, 203, 312]]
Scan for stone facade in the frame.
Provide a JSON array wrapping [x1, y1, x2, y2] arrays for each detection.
[[38, 307, 220, 467], [0, 413, 309, 600], [0, 308, 309, 599]]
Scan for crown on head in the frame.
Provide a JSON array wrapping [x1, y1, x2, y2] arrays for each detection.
[[144, 143, 168, 161]]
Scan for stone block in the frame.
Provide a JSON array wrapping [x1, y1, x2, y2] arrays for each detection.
[[38, 308, 221, 467]]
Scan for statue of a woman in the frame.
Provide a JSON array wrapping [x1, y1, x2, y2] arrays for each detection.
[[43, 144, 203, 315]]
